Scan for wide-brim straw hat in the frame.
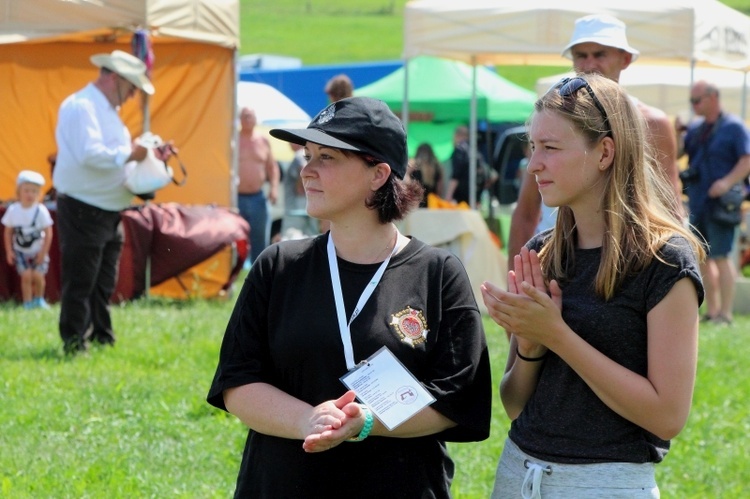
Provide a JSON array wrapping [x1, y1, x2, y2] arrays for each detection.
[[90, 50, 155, 95]]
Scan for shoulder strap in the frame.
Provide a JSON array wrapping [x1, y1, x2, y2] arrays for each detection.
[[29, 205, 40, 227], [166, 151, 188, 186]]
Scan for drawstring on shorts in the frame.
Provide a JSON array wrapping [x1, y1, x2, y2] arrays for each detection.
[[521, 459, 552, 499]]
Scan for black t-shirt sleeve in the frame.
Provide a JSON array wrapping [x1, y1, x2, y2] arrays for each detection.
[[207, 247, 276, 411], [422, 252, 492, 442], [645, 236, 704, 311]]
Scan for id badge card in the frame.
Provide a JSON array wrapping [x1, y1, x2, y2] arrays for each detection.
[[340, 346, 436, 430]]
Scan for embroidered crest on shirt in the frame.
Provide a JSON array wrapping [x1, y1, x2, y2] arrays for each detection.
[[389, 307, 428, 347], [316, 104, 336, 125]]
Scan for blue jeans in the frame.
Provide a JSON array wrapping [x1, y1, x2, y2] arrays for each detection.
[[238, 192, 270, 264], [691, 210, 738, 258]]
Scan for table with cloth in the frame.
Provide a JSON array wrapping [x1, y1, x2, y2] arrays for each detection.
[[0, 203, 248, 304], [398, 208, 506, 314]]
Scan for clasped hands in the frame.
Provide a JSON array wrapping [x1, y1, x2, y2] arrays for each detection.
[[301, 390, 368, 453], [481, 247, 563, 355]]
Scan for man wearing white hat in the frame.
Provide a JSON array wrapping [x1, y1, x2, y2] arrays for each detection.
[[507, 14, 683, 271], [53, 50, 156, 354]]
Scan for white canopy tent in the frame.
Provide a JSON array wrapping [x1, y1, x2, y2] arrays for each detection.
[[403, 0, 750, 68], [537, 66, 750, 120], [236, 81, 312, 162], [237, 81, 311, 128], [402, 0, 750, 206]]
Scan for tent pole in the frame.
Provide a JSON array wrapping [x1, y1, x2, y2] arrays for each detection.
[[469, 58, 477, 210], [402, 57, 410, 134], [743, 71, 748, 121]]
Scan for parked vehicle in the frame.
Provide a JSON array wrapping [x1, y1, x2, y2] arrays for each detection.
[[490, 125, 527, 206]]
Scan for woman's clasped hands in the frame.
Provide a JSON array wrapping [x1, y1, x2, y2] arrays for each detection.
[[302, 390, 368, 453], [481, 247, 564, 354]]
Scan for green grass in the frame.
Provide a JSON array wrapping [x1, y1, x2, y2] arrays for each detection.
[[1, 290, 748, 497]]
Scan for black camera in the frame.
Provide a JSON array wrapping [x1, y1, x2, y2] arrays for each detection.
[[13, 227, 41, 249], [679, 167, 700, 185]]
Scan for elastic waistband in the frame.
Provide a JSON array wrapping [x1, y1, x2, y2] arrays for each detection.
[[503, 438, 656, 489]]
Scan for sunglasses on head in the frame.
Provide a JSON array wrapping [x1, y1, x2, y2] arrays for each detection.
[[555, 77, 612, 137]]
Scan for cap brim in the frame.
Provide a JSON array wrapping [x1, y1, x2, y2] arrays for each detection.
[[269, 127, 363, 153]]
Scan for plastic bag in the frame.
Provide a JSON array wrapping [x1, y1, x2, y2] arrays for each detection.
[[124, 133, 175, 195]]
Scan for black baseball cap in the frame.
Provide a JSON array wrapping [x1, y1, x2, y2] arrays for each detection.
[[269, 96, 408, 179]]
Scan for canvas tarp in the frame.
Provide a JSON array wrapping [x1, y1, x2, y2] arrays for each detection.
[[403, 0, 750, 69], [0, 0, 242, 300]]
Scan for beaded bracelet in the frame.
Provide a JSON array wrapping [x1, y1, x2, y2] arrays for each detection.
[[347, 405, 374, 442], [516, 347, 548, 362]]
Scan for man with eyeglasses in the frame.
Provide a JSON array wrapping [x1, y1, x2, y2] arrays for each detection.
[[677, 80, 750, 326], [507, 14, 683, 272], [53, 50, 164, 354]]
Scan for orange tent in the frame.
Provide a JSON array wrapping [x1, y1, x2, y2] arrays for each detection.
[[0, 0, 243, 299]]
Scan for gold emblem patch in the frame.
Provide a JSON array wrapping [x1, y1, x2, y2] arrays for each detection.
[[389, 307, 429, 347]]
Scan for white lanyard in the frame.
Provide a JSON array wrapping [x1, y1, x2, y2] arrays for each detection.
[[327, 234, 397, 370]]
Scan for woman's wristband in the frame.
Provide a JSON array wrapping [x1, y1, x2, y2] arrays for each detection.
[[347, 405, 373, 442], [516, 347, 548, 362]]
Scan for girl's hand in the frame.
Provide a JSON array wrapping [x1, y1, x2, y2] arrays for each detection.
[[509, 247, 547, 295], [482, 278, 564, 348]]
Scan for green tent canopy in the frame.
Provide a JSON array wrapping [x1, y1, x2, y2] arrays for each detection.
[[355, 56, 537, 123]]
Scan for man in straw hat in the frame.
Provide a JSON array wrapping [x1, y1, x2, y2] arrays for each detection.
[[53, 49, 165, 355], [507, 14, 683, 272]]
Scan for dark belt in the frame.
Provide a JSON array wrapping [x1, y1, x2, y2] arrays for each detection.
[[57, 194, 120, 214]]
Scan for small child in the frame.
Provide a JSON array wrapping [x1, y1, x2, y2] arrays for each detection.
[[2, 170, 54, 309]]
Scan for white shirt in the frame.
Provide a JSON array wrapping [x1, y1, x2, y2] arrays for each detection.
[[1, 202, 54, 255], [53, 83, 134, 211]]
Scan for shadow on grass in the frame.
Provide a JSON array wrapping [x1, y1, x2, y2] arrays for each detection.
[[0, 343, 117, 362], [0, 345, 66, 362]]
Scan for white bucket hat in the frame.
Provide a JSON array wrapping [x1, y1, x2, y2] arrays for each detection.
[[17, 170, 45, 187], [90, 50, 155, 95], [562, 14, 639, 62]]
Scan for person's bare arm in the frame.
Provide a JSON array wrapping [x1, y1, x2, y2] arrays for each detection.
[[35, 226, 53, 266], [445, 178, 458, 202], [708, 154, 750, 198], [4, 226, 14, 266], [265, 138, 280, 204], [642, 105, 683, 216], [224, 382, 335, 440], [507, 173, 541, 271]]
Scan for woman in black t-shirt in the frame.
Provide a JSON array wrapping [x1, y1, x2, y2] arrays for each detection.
[[481, 74, 705, 497], [207, 97, 491, 498]]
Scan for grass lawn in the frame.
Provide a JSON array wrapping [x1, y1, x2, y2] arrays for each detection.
[[0, 284, 748, 497]]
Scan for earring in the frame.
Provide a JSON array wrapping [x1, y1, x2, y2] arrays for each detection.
[[599, 163, 606, 171]]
